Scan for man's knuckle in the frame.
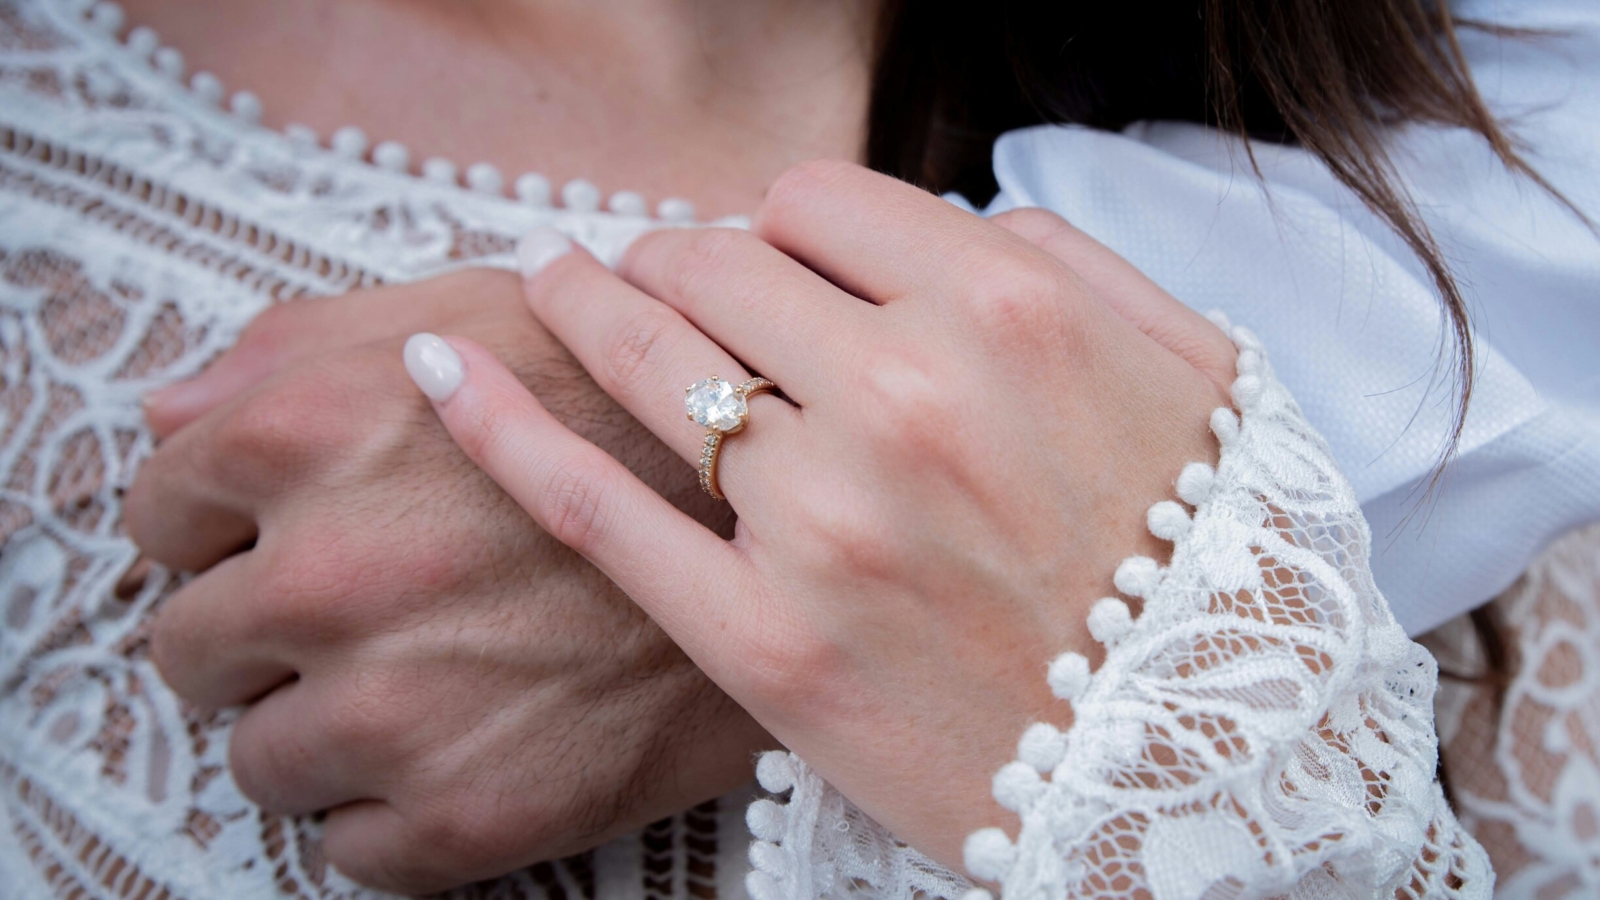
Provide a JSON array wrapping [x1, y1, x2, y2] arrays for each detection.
[[256, 539, 368, 632], [146, 609, 193, 691], [121, 465, 166, 550], [210, 383, 332, 481], [208, 416, 289, 490], [227, 731, 297, 811], [259, 534, 330, 596], [327, 673, 411, 748]]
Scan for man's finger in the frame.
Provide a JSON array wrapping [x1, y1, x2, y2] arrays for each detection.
[[150, 553, 297, 708], [322, 801, 453, 894], [144, 270, 524, 438], [124, 405, 260, 570], [228, 680, 379, 816]]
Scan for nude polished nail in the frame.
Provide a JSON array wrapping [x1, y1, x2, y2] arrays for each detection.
[[403, 333, 464, 402], [516, 227, 574, 278]]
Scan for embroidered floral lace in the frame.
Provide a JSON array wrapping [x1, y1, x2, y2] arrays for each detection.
[[0, 3, 716, 898], [0, 1, 1592, 898], [1423, 524, 1600, 900]]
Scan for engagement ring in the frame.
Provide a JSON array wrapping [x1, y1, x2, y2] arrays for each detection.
[[685, 375, 776, 500]]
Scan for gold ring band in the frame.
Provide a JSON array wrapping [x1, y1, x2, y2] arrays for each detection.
[[685, 376, 776, 500]]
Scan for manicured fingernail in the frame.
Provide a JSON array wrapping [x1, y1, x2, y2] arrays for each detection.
[[516, 227, 573, 278], [403, 333, 463, 402]]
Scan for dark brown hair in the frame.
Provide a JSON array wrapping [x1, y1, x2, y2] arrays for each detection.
[[865, 0, 1579, 471]]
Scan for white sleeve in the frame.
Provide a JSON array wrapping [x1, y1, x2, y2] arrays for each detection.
[[974, 0, 1600, 638], [743, 322, 1492, 900]]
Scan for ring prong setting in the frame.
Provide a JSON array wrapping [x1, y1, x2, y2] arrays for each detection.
[[684, 375, 777, 500]]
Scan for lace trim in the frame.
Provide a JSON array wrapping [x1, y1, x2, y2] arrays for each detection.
[[747, 318, 1493, 900], [52, 0, 705, 223], [1, 125, 368, 298], [964, 315, 1490, 899], [744, 755, 974, 900]]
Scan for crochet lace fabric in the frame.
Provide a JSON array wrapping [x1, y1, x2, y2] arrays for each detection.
[[749, 323, 1493, 900], [0, 2, 745, 898], [1424, 523, 1600, 900], [0, 0, 1586, 898]]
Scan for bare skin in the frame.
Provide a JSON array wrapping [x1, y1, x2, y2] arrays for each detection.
[[117, 0, 877, 218]]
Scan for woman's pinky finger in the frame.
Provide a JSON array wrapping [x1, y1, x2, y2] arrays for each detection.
[[400, 332, 755, 664]]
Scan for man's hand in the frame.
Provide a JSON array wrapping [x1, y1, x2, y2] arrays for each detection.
[[126, 270, 772, 893]]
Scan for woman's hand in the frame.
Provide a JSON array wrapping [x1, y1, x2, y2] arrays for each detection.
[[411, 160, 1237, 869], [128, 271, 772, 893]]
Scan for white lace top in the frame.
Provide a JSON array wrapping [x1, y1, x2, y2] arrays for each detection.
[[1, 0, 1596, 898]]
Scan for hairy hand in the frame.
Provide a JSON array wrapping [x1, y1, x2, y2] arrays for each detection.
[[411, 161, 1238, 871], [127, 270, 772, 893]]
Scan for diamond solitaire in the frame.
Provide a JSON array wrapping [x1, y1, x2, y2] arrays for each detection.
[[686, 376, 749, 433], [684, 375, 777, 500]]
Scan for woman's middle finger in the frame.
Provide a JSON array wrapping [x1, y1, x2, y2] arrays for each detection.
[[616, 226, 875, 393]]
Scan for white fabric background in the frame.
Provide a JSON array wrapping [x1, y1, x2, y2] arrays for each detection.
[[975, 0, 1600, 634]]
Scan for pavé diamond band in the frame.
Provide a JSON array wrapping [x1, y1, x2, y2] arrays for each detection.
[[684, 375, 776, 500]]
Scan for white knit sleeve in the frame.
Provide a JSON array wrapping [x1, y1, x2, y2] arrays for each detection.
[[742, 318, 1493, 900]]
